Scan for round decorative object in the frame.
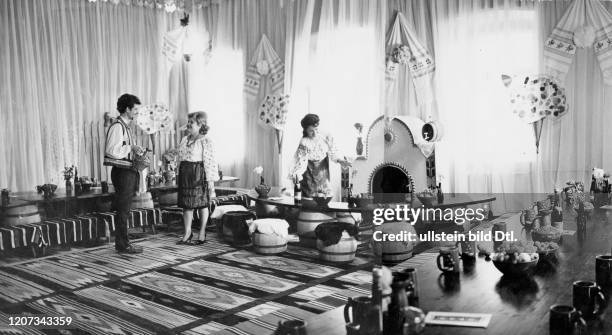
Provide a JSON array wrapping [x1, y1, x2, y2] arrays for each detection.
[[573, 26, 595, 48], [258, 94, 289, 130], [391, 45, 411, 65], [502, 74, 568, 123], [256, 60, 270, 75], [384, 128, 396, 146], [133, 104, 173, 135], [422, 121, 443, 142]]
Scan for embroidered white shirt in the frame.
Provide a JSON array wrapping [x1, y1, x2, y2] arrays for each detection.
[[289, 134, 340, 180], [105, 116, 132, 159], [178, 135, 220, 182]]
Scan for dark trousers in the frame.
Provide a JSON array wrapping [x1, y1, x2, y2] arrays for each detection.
[[111, 167, 138, 250]]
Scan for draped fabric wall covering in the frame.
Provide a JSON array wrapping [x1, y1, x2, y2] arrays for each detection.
[[2, 0, 612, 208], [0, 0, 179, 190]]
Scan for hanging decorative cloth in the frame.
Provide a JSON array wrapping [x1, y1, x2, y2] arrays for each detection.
[[257, 94, 290, 130], [162, 27, 186, 64], [385, 12, 436, 105], [244, 34, 285, 100], [544, 0, 612, 85]]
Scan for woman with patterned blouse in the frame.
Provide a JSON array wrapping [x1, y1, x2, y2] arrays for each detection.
[[176, 111, 219, 244], [289, 114, 351, 198]]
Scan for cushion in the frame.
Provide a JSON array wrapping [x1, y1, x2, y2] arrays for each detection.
[[210, 205, 249, 219], [248, 219, 289, 240]]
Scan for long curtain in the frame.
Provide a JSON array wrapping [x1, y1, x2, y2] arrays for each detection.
[[281, 0, 386, 198], [538, 1, 612, 190], [0, 0, 176, 190]]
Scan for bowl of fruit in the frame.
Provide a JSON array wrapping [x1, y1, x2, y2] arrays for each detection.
[[491, 241, 539, 277], [416, 189, 436, 207], [531, 226, 562, 243], [312, 195, 333, 207], [534, 241, 559, 262]]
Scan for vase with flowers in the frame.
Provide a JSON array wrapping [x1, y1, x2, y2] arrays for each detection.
[[563, 180, 594, 237], [162, 149, 178, 185], [253, 166, 270, 198], [63, 166, 75, 192]]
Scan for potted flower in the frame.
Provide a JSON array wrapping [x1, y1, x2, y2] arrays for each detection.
[[253, 166, 270, 198], [162, 149, 178, 185], [63, 166, 75, 191], [562, 180, 593, 237]]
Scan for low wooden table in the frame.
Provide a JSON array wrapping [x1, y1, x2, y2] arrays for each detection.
[[246, 187, 496, 213], [300, 209, 612, 335]]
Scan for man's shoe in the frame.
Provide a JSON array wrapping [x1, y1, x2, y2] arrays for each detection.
[[117, 244, 143, 254]]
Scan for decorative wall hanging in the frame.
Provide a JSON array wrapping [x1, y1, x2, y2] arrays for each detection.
[[502, 74, 568, 153], [385, 12, 436, 106], [544, 0, 612, 85], [257, 94, 290, 151], [244, 34, 285, 100]]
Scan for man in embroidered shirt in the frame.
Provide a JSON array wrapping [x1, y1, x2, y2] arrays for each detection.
[[104, 93, 145, 254]]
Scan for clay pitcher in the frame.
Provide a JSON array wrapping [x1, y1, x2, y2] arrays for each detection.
[[520, 208, 537, 229]]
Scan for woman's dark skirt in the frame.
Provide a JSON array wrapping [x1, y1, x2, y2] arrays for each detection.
[[178, 161, 209, 209]]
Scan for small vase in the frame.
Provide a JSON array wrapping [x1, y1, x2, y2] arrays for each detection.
[[255, 183, 271, 198], [356, 136, 364, 156], [65, 180, 73, 193]]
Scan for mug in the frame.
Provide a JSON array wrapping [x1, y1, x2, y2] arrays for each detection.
[[392, 268, 419, 307], [101, 181, 109, 193], [572, 280, 607, 320], [519, 209, 537, 229], [549, 305, 586, 335], [456, 237, 477, 267], [437, 272, 460, 292], [344, 296, 373, 324], [275, 320, 307, 335], [596, 255, 612, 295], [437, 247, 460, 273]]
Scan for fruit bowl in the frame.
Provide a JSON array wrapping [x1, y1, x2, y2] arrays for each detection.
[[312, 196, 332, 207], [492, 256, 539, 277], [416, 194, 435, 207], [531, 226, 562, 243]]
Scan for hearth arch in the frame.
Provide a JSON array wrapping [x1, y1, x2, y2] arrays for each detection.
[[368, 161, 415, 194]]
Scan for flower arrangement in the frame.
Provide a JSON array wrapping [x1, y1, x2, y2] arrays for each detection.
[[354, 123, 363, 136], [564, 180, 594, 216], [63, 166, 75, 181], [253, 166, 270, 198], [391, 45, 412, 65]]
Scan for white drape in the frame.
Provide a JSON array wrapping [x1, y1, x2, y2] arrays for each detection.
[[281, 0, 385, 199], [0, 0, 176, 190]]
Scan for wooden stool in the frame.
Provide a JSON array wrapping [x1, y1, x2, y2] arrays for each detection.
[[251, 218, 289, 254], [222, 211, 256, 246]]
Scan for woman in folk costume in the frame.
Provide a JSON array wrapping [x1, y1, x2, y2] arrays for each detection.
[[289, 114, 352, 198], [176, 111, 219, 244]]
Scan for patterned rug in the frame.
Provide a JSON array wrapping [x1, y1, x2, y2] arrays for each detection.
[[0, 232, 379, 334]]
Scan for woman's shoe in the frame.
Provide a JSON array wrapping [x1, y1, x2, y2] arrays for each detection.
[[193, 233, 206, 245], [177, 232, 193, 245]]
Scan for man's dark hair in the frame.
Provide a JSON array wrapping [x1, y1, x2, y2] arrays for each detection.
[[116, 94, 141, 114], [300, 114, 320, 137]]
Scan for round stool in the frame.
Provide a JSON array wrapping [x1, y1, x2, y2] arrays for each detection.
[[317, 233, 357, 263], [2, 204, 43, 226], [222, 211, 256, 246], [371, 221, 417, 266], [250, 218, 289, 254], [297, 210, 335, 235]]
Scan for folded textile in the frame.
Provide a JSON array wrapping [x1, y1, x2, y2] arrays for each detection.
[[247, 218, 289, 240], [315, 221, 358, 247], [386, 12, 436, 105], [544, 0, 612, 85], [245, 34, 285, 99]]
